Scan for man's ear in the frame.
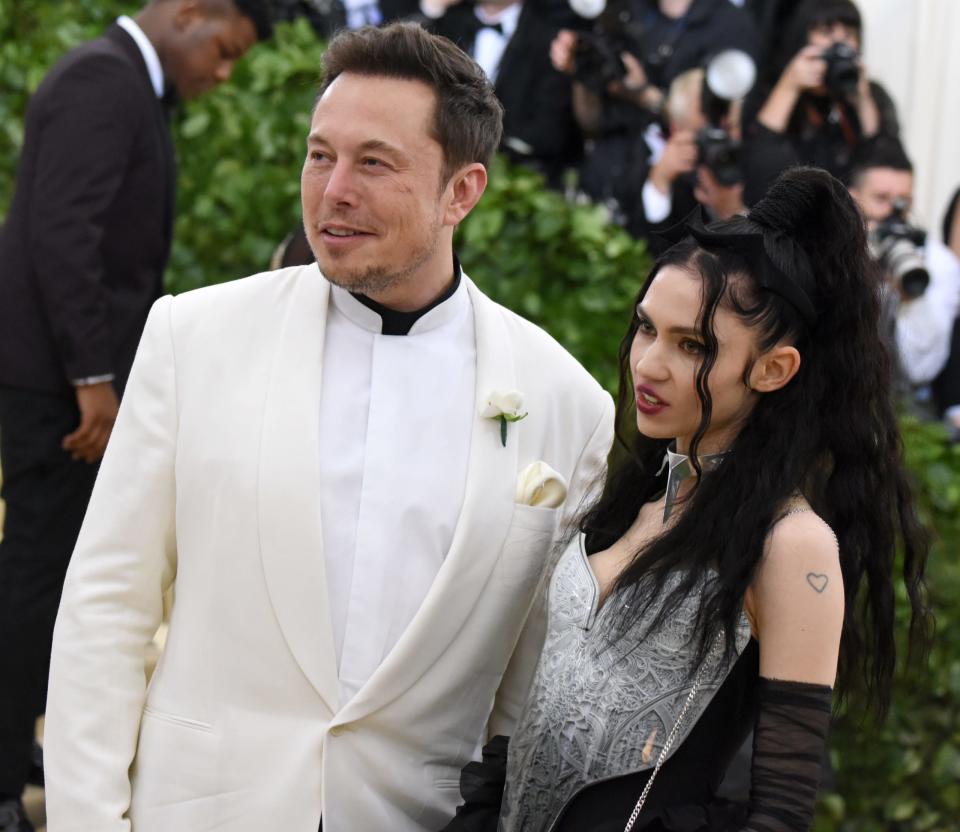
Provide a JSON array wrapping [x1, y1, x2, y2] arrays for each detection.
[[749, 345, 801, 393], [442, 162, 487, 228], [172, 0, 206, 31]]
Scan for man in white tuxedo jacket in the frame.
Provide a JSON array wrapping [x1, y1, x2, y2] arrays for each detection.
[[44, 22, 614, 832]]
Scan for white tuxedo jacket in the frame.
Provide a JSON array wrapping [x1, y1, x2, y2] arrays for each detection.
[[45, 264, 614, 832]]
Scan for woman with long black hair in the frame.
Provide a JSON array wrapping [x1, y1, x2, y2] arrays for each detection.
[[442, 166, 931, 832]]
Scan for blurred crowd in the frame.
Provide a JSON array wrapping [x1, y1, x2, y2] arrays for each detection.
[[273, 0, 960, 432]]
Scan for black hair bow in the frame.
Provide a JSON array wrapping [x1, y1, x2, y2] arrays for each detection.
[[657, 208, 818, 327]]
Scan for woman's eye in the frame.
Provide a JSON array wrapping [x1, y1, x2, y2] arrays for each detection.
[[680, 339, 704, 355], [636, 317, 655, 335]]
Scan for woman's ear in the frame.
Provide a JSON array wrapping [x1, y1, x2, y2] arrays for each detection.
[[749, 345, 801, 393]]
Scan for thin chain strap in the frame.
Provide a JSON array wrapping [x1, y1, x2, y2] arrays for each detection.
[[622, 634, 724, 832], [623, 508, 835, 831]]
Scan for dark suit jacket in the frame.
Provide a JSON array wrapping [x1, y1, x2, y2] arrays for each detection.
[[0, 24, 175, 396], [428, 2, 581, 183]]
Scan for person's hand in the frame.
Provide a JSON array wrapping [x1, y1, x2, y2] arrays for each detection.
[[611, 51, 647, 92], [781, 45, 827, 93], [550, 29, 577, 75], [852, 58, 880, 135], [62, 381, 119, 463], [694, 166, 745, 221], [649, 129, 698, 194], [606, 52, 664, 111]]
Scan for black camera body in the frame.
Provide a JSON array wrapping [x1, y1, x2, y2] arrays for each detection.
[[821, 42, 860, 98], [572, 0, 647, 93], [574, 30, 629, 92], [869, 201, 930, 299], [695, 126, 741, 187]]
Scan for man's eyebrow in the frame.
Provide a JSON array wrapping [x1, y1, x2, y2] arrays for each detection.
[[306, 134, 407, 159], [356, 139, 406, 157], [637, 305, 701, 337]]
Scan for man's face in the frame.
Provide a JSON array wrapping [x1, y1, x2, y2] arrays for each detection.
[[301, 73, 453, 299], [164, 3, 257, 100], [849, 167, 914, 228]]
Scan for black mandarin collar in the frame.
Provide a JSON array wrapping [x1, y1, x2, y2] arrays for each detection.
[[352, 255, 463, 336]]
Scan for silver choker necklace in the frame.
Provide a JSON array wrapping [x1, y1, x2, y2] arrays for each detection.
[[658, 446, 729, 522]]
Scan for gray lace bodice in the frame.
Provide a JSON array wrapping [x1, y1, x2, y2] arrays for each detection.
[[498, 535, 751, 832]]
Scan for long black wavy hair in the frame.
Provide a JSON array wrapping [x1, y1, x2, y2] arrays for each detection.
[[580, 167, 930, 717]]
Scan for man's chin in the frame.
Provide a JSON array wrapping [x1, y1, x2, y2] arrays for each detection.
[[319, 262, 400, 297]]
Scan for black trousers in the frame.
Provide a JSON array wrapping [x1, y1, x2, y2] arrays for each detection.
[[0, 386, 99, 795]]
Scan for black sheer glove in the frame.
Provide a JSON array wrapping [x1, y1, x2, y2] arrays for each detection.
[[438, 735, 509, 832], [742, 677, 833, 832]]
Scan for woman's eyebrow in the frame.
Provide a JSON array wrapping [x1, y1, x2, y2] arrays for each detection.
[[637, 305, 700, 337]]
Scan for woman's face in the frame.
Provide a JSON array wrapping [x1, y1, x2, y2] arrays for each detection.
[[807, 20, 860, 52], [629, 265, 758, 454]]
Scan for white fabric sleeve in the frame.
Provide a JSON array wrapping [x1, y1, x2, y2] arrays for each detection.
[[642, 177, 673, 225], [896, 243, 960, 385], [44, 296, 179, 832], [487, 394, 614, 737]]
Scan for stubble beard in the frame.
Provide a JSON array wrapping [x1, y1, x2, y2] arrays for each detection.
[[309, 223, 443, 301]]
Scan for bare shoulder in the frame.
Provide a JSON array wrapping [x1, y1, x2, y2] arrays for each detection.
[[753, 505, 842, 606], [766, 506, 840, 576], [745, 504, 844, 685]]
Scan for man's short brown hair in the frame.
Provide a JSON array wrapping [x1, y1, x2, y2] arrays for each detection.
[[319, 22, 504, 184]]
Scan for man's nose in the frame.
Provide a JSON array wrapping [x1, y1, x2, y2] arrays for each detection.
[[323, 160, 359, 206]]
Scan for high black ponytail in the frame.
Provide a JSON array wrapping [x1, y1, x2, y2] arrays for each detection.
[[582, 167, 931, 716]]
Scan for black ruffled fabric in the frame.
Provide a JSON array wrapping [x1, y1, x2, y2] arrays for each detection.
[[437, 734, 750, 832], [582, 799, 749, 832], [438, 735, 509, 832]]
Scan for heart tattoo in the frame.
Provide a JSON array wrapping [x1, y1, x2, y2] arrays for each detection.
[[806, 573, 829, 593]]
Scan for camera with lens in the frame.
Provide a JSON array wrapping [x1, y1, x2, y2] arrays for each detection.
[[695, 127, 741, 186], [820, 42, 860, 98], [573, 29, 629, 93], [569, 0, 644, 94], [690, 51, 755, 187], [869, 199, 930, 299]]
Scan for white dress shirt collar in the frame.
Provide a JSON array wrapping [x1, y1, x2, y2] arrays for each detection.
[[473, 1, 523, 83], [474, 1, 522, 38], [117, 15, 164, 99], [329, 274, 470, 337]]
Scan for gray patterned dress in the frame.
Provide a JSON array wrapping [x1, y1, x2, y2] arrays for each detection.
[[498, 535, 751, 832]]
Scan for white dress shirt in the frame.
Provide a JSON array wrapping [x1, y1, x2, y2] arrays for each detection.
[[896, 240, 960, 385], [116, 15, 164, 98], [473, 2, 523, 83], [318, 280, 477, 704], [641, 122, 673, 224]]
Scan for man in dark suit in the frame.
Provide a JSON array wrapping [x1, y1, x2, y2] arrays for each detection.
[[424, 0, 582, 186], [0, 2, 271, 828]]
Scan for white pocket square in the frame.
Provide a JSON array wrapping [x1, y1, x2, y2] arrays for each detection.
[[515, 461, 568, 508]]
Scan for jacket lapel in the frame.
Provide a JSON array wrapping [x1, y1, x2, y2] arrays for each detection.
[[258, 266, 339, 714], [334, 278, 519, 724]]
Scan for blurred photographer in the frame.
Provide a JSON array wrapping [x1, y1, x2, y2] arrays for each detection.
[[422, 0, 582, 185], [848, 141, 960, 393], [627, 59, 751, 246], [549, 0, 758, 214], [742, 0, 899, 206]]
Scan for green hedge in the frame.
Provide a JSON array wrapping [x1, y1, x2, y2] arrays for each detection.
[[2, 6, 958, 828]]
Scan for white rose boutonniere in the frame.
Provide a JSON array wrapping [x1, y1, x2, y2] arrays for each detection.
[[480, 390, 528, 447]]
